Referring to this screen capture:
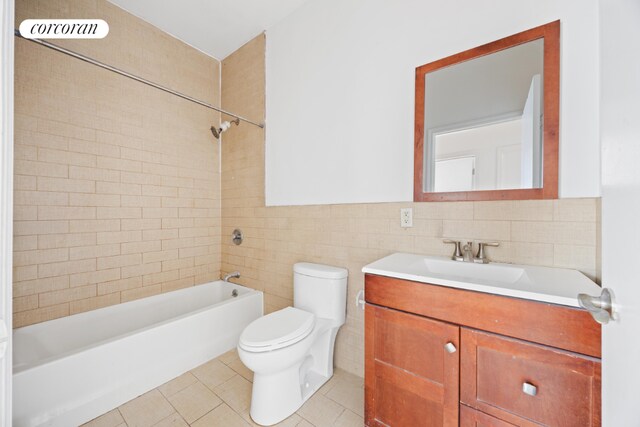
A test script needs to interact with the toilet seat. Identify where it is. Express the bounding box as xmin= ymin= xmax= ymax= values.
xmin=239 ymin=307 xmax=315 ymax=353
